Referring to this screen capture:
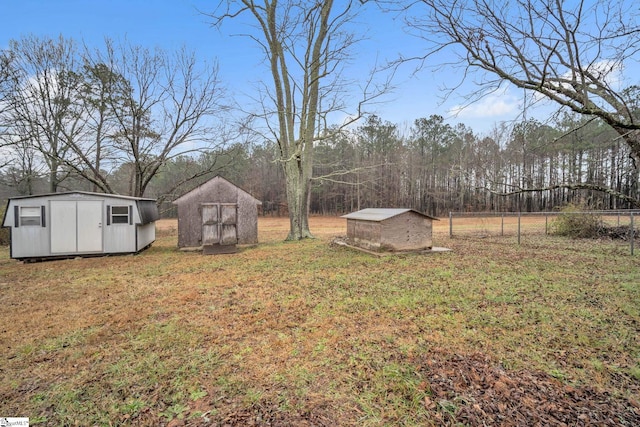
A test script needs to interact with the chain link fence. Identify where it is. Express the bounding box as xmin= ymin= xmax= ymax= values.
xmin=448 ymin=210 xmax=639 ymax=255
